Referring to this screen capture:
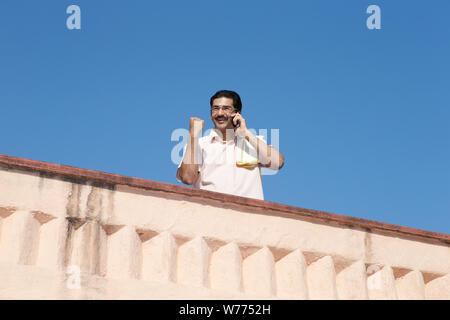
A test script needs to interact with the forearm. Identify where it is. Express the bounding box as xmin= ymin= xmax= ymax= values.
xmin=178 ymin=135 xmax=200 ymax=185
xmin=244 ymin=130 xmax=284 ymax=170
